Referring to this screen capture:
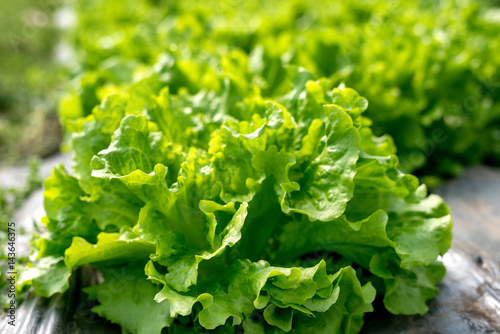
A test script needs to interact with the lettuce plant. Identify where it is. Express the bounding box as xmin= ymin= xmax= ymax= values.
xmin=19 ymin=69 xmax=452 ymax=333
xmin=61 ymin=0 xmax=500 ymax=186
